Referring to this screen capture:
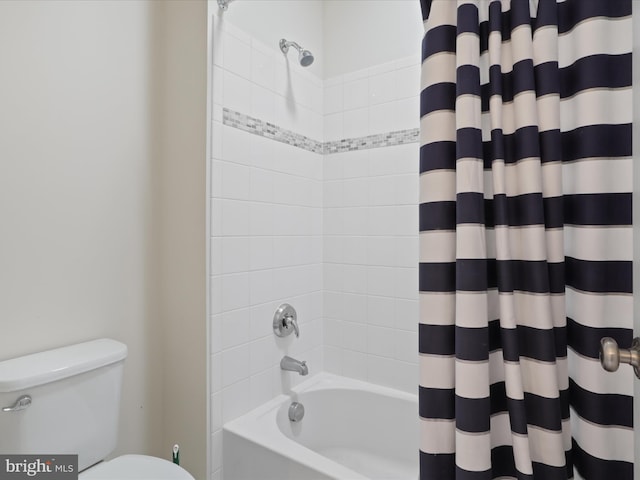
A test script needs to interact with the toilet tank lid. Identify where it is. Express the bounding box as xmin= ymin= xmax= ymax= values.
xmin=0 ymin=339 xmax=127 ymax=393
